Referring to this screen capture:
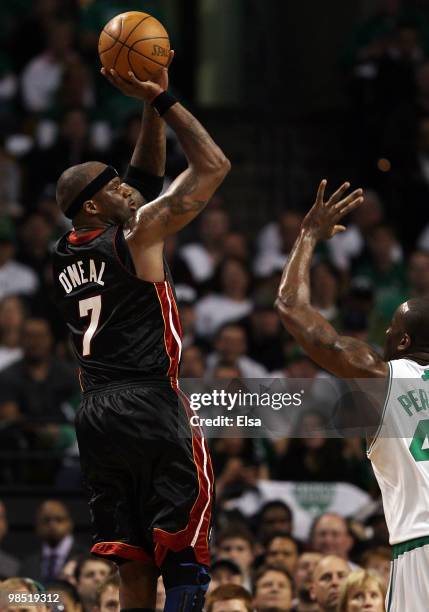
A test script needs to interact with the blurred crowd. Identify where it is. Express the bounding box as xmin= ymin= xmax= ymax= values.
xmin=342 ymin=0 xmax=429 ymax=247
xmin=0 ymin=498 xmax=390 ymax=611
xmin=2 ymin=1 xmax=429 ymax=610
